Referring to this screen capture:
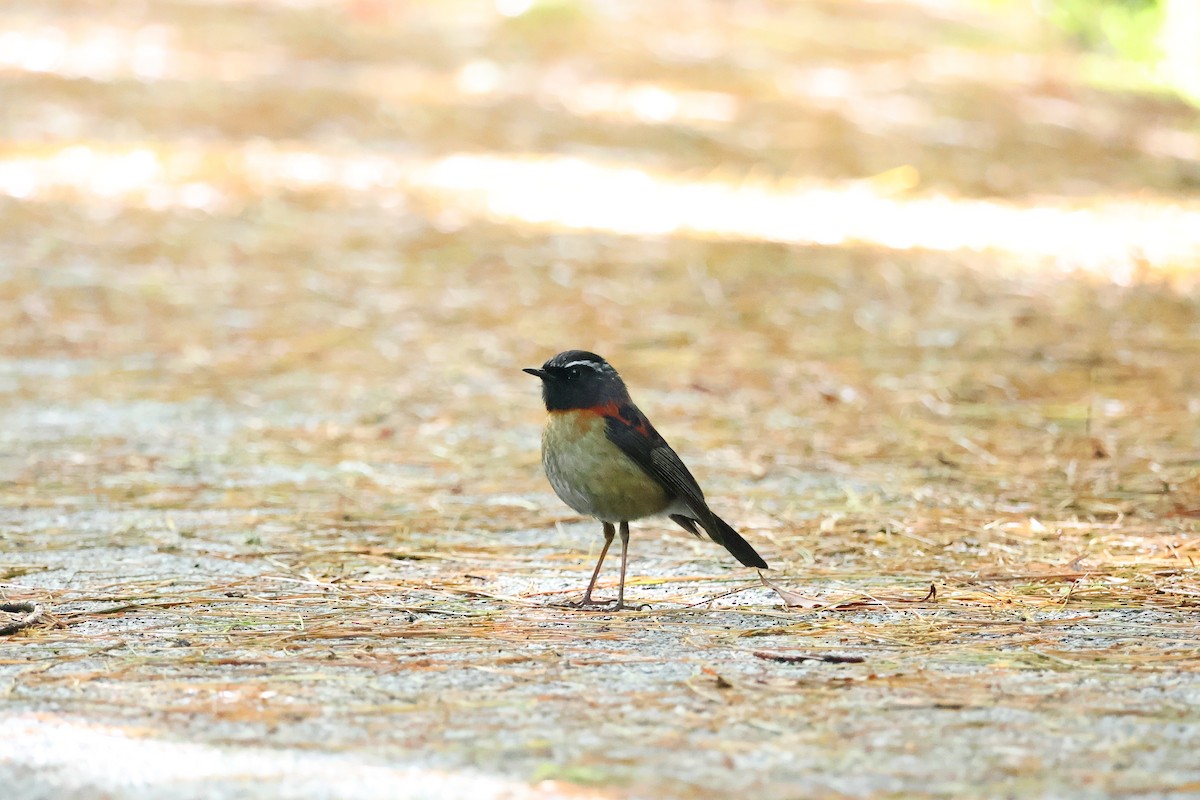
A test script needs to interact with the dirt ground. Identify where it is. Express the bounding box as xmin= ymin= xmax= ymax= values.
xmin=2 ymin=0 xmax=1200 ymax=797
